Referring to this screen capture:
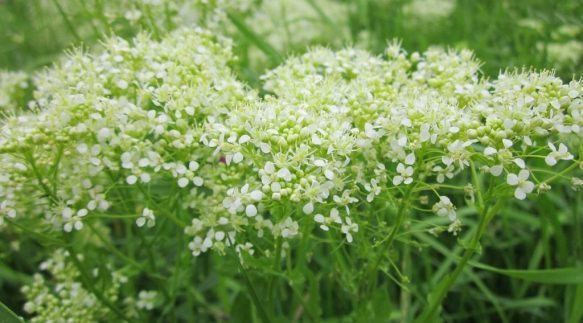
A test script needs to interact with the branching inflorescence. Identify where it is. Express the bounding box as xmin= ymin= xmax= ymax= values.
xmin=0 ymin=25 xmax=582 ymax=321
